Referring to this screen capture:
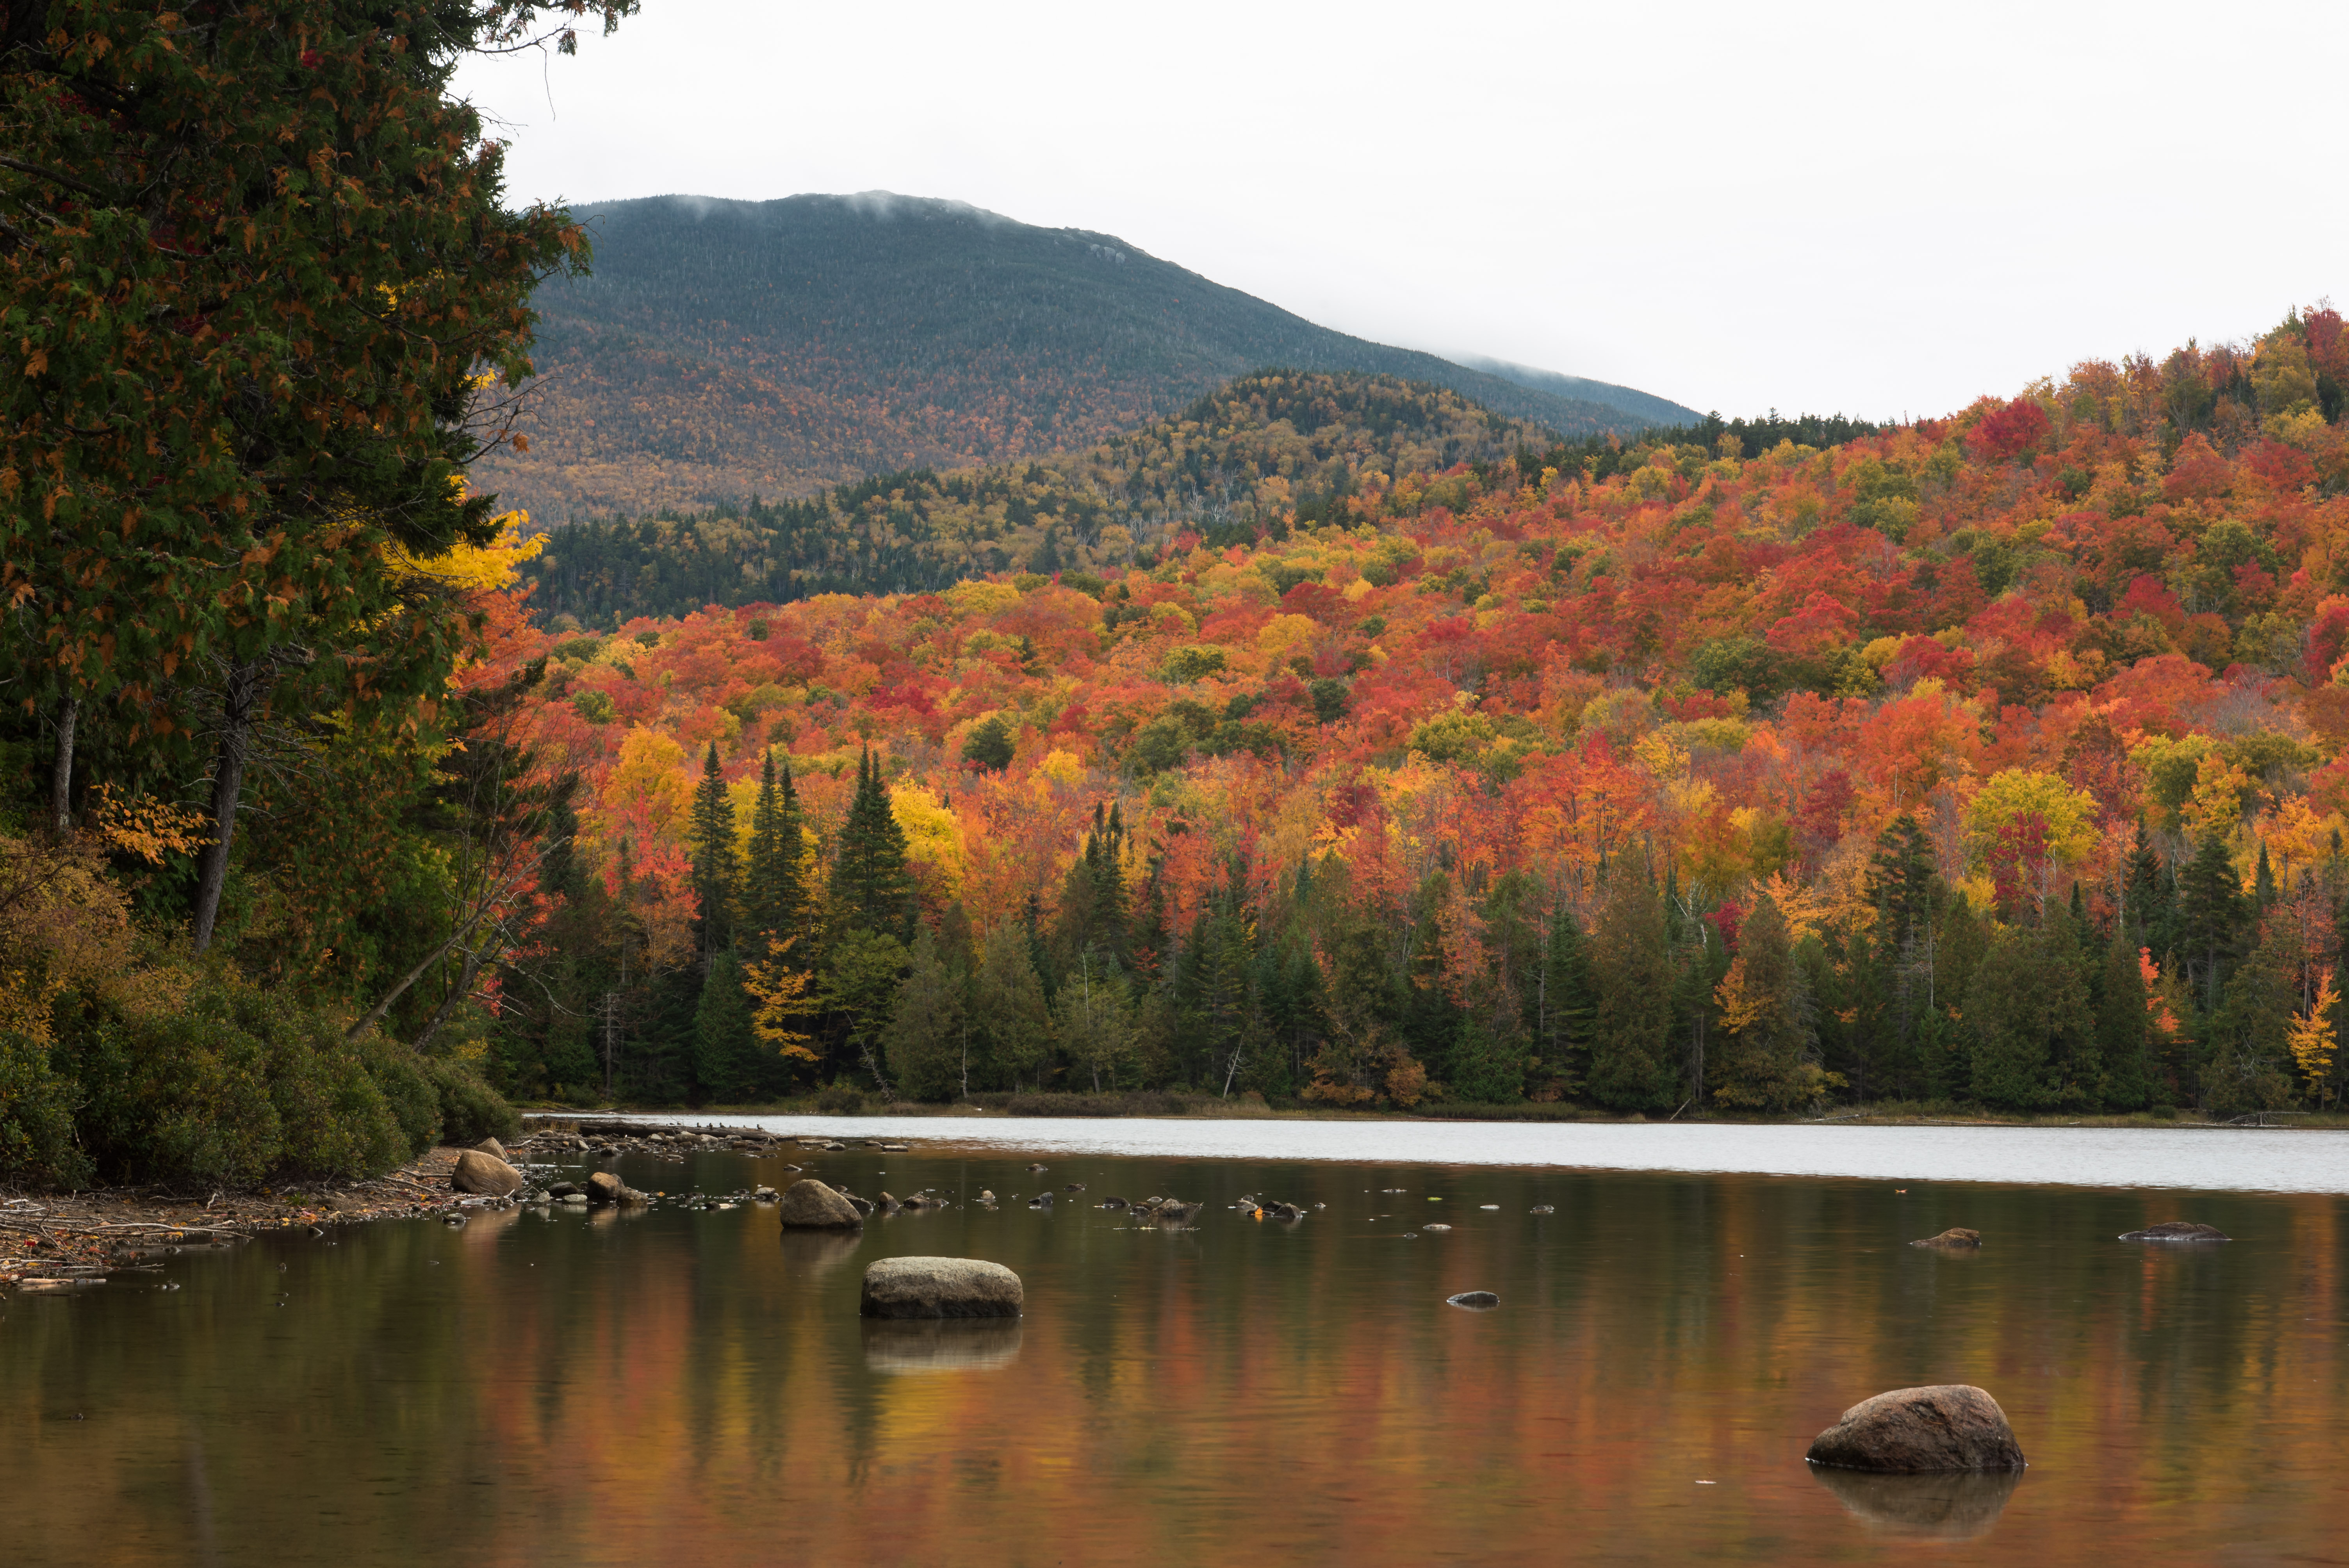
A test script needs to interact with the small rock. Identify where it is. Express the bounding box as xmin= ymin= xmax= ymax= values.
xmin=1805 ymin=1385 xmax=2026 ymax=1474
xmin=1064 ymin=1182 xmax=1085 ymax=1193
xmin=1153 ymin=1200 xmax=1199 ymax=1223
xmin=1027 ymin=1163 xmax=1049 ymax=1172
xmin=2119 ymin=1221 xmax=2231 ymax=1242
xmin=977 ymin=1189 xmax=998 ymax=1205
xmin=1911 ymin=1228 xmax=1982 ymax=1248
xmin=1101 ymin=1197 xmax=1128 ymax=1209
xmin=560 ymin=1194 xmax=589 ymax=1206
xmin=1530 ymin=1205 xmax=1556 ymax=1215
xmin=1447 ymin=1290 xmax=1499 ymax=1310
xmin=1422 ymin=1223 xmax=1452 ymax=1232
xmin=777 ymin=1178 xmax=866 ymax=1230
xmin=548 ymin=1182 xmax=581 ymax=1199
xmin=1264 ymin=1202 xmax=1304 ymax=1221
xmin=877 ymin=1192 xmax=902 ymax=1213
xmin=880 ymin=1144 xmax=909 ymax=1151
xmin=859 ymin=1256 xmax=1023 ymax=1320
xmin=585 ymin=1171 xmax=624 ymax=1205
xmin=1028 ymin=1192 xmax=1054 ymax=1209
xmin=474 ymin=1137 xmax=509 ymax=1163
xmin=451 ymin=1149 xmax=525 ymax=1197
